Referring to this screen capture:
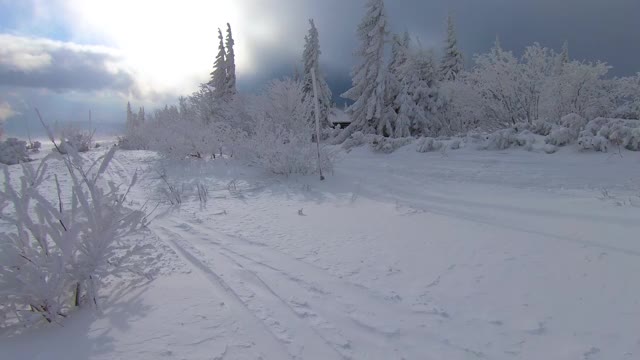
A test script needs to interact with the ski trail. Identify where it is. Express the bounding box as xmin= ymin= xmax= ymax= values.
xmin=155 ymin=226 xmax=293 ymax=360
xmin=340 ymin=165 xmax=640 ymax=257
xmin=156 ymin=225 xmax=346 ymax=360
xmin=164 ymin=218 xmax=488 ymax=359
